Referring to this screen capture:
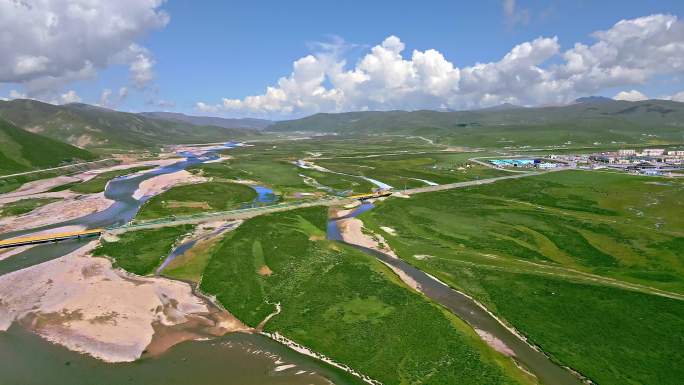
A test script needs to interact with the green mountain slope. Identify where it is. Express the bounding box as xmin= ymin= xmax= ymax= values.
xmin=0 ymin=100 xmax=255 ymax=151
xmin=0 ymin=118 xmax=95 ymax=174
xmin=270 ymin=100 xmax=684 ymax=147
